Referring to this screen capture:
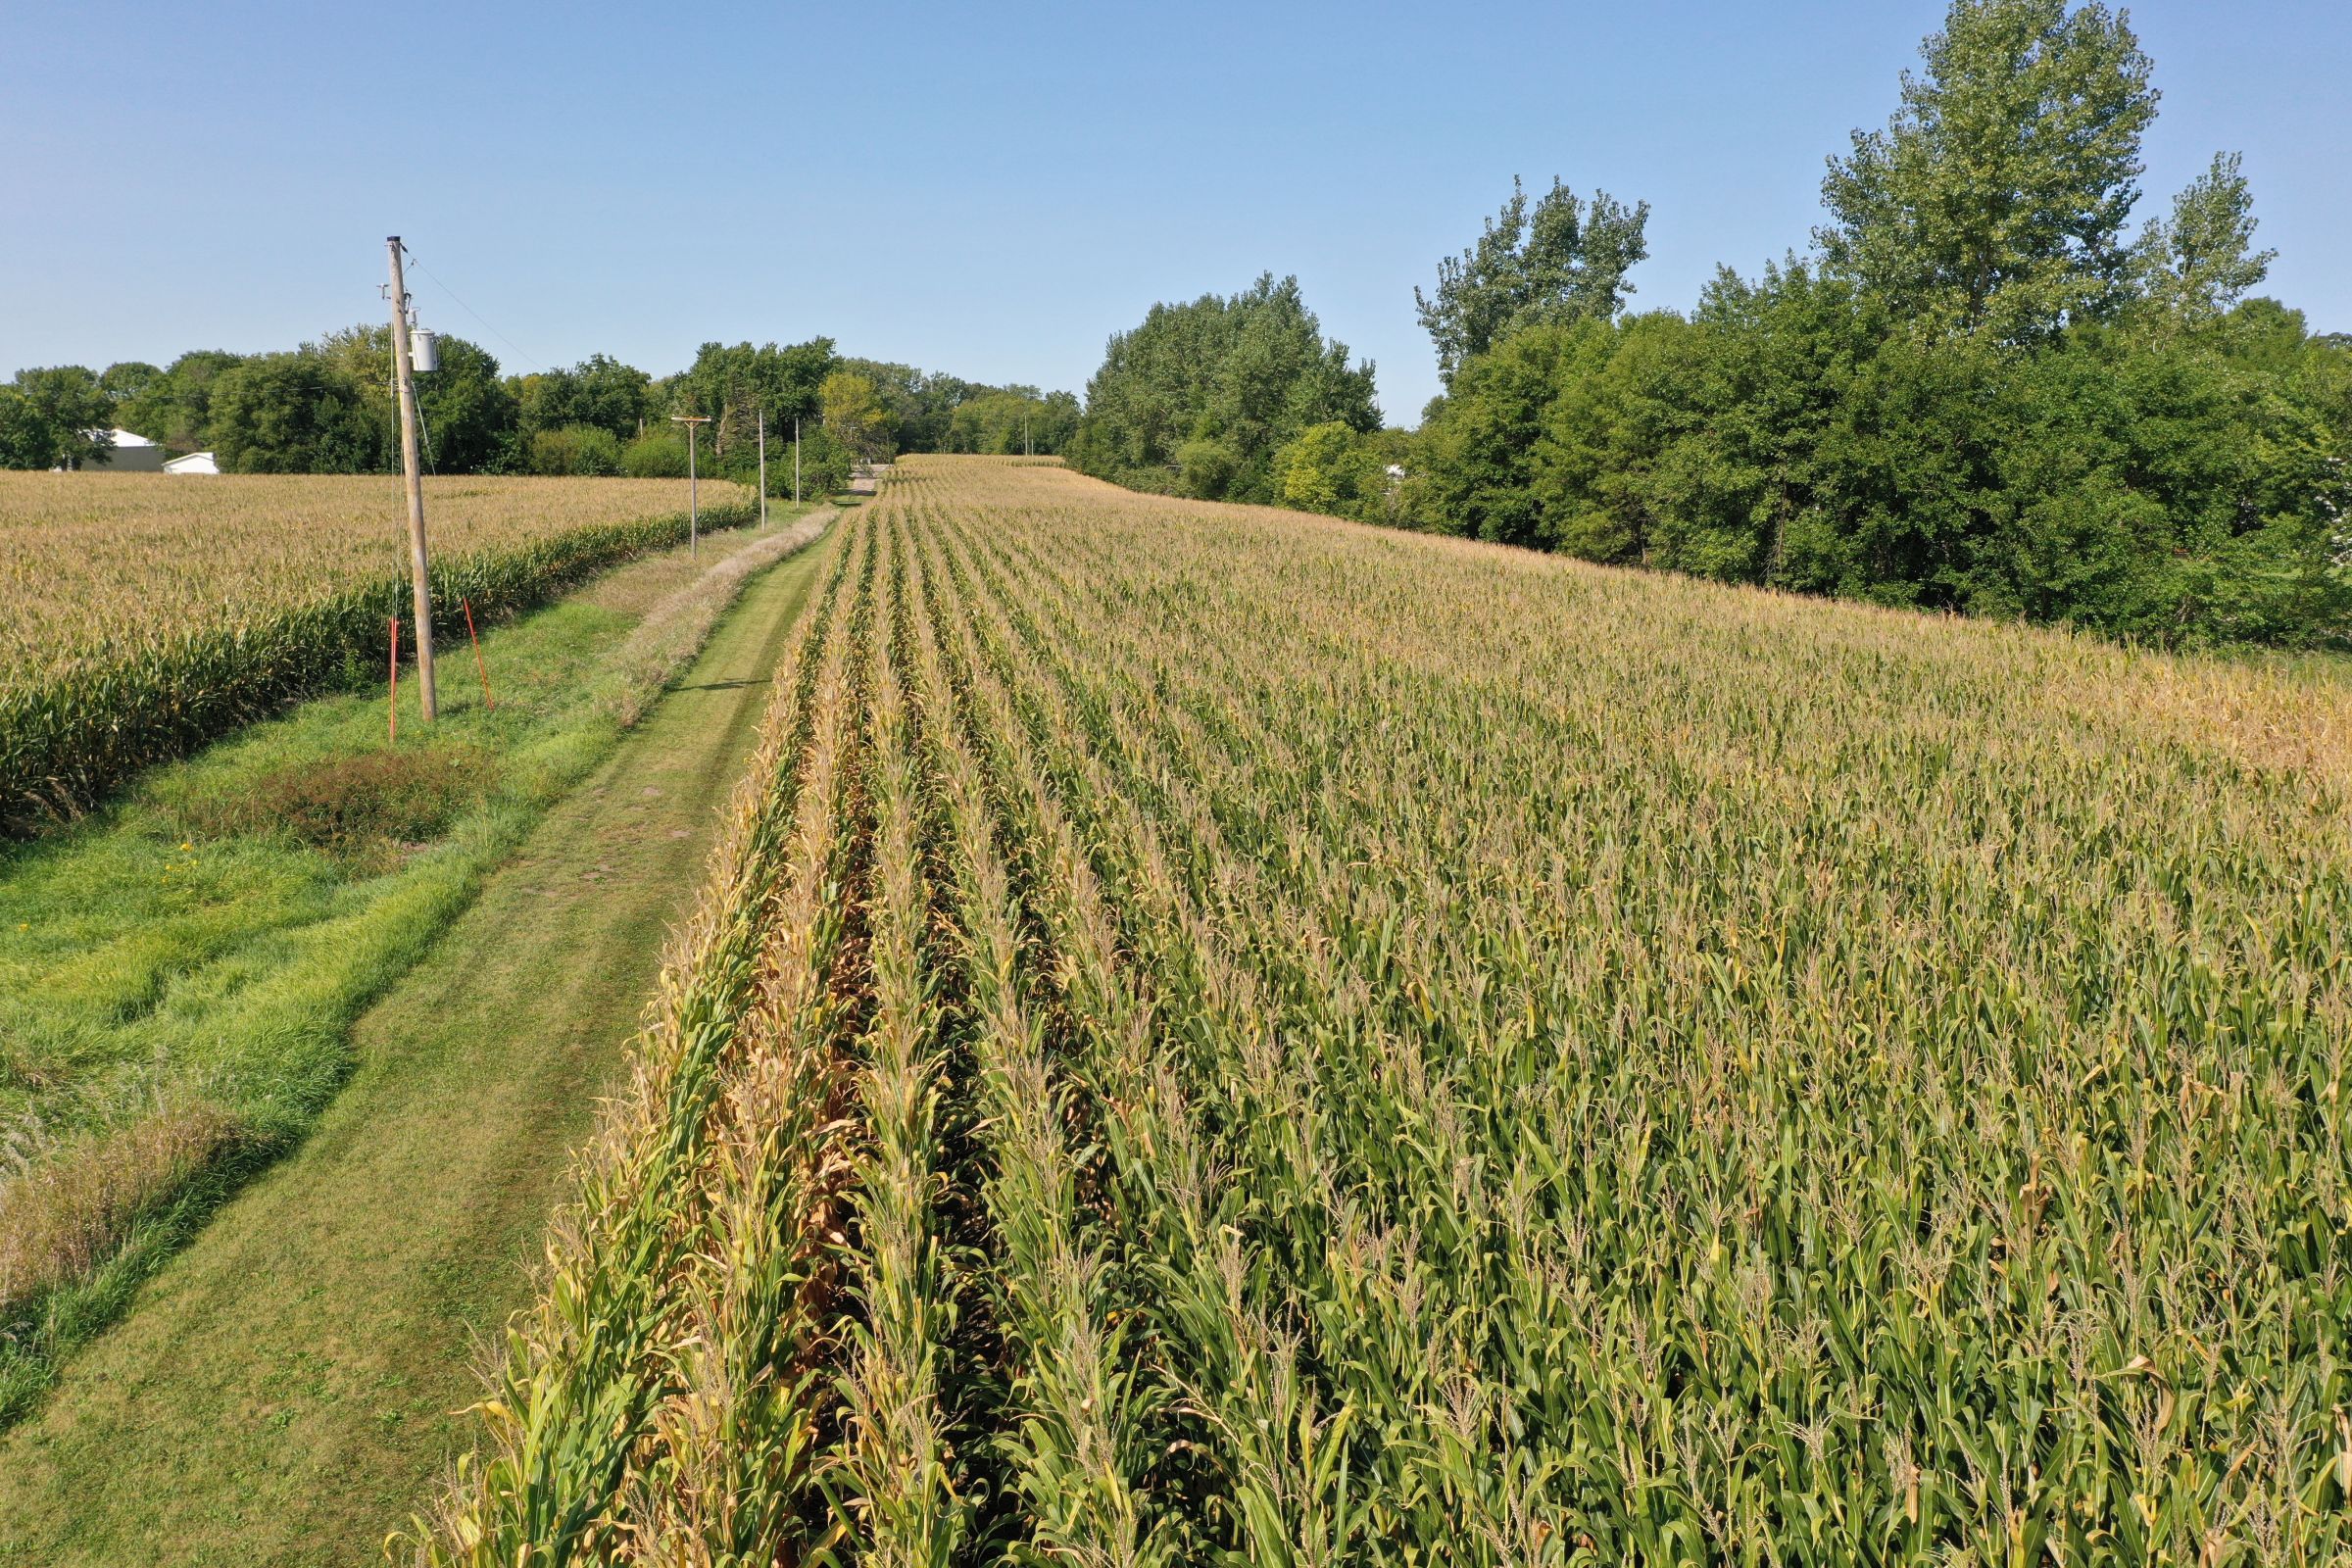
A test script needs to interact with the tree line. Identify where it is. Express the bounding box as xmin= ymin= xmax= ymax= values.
xmin=1065 ymin=272 xmax=1382 ymax=506
xmin=1071 ymin=0 xmax=2351 ymax=649
xmin=833 ymin=359 xmax=1080 ymax=458
xmin=1 ymin=335 xmax=1078 ymax=497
